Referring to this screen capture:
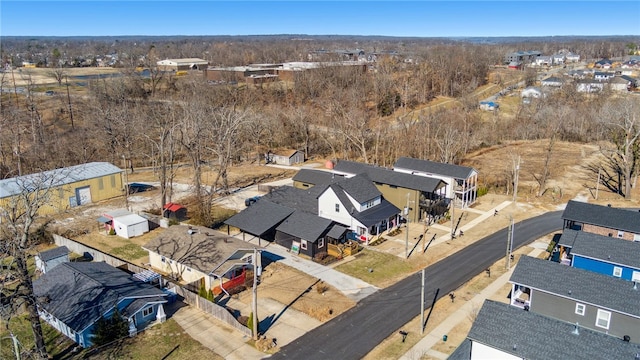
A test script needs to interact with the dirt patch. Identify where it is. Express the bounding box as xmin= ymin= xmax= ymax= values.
xmin=234 ymin=262 xmax=355 ymax=322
